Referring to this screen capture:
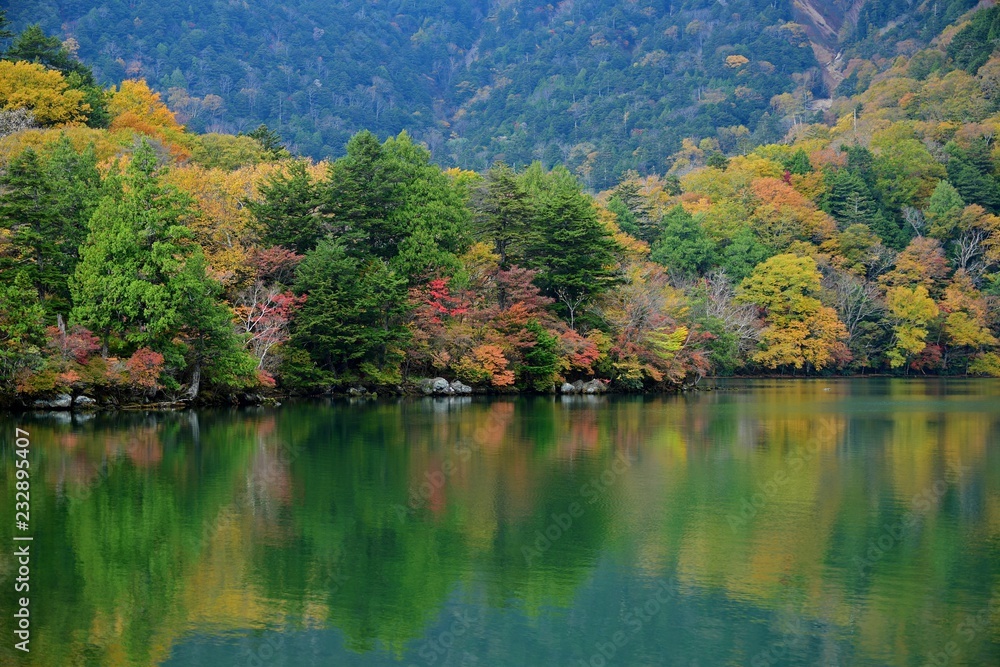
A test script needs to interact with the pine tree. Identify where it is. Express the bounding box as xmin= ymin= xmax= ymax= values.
xmin=650 ymin=205 xmax=718 ymax=277
xmin=824 ymin=169 xmax=907 ymax=248
xmin=250 ymin=160 xmax=324 ymax=254
xmin=609 ymin=176 xmax=658 ymax=243
xmin=244 ymin=124 xmax=290 ymax=160
xmin=323 ymin=130 xmax=405 ymax=258
xmin=472 ymin=162 xmax=536 ymax=269
xmin=323 ymin=131 xmax=469 ymax=279
xmin=0 ymin=148 xmax=62 ymax=314
xmin=946 ymin=144 xmax=1000 ymax=213
xmin=783 ymin=149 xmax=812 ymax=175
xmin=520 ymin=320 xmax=560 ymax=391
xmin=71 ymin=141 xmax=252 ymax=393
xmin=291 ymin=238 xmax=409 ymax=382
xmin=0 ymin=271 xmax=46 ymax=387
xmin=521 ymin=164 xmax=618 ymax=328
